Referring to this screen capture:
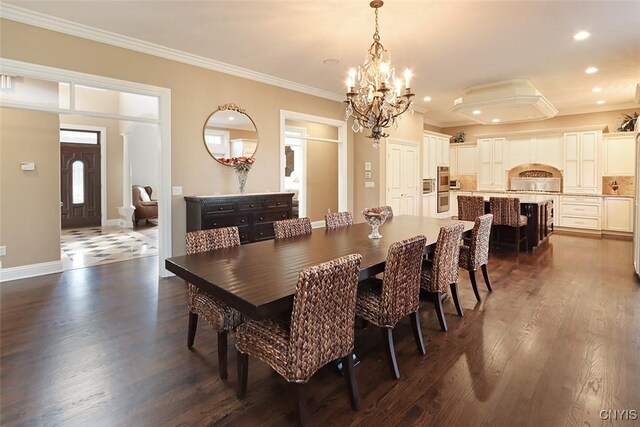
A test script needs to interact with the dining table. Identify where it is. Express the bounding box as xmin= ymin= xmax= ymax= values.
xmin=165 ymin=215 xmax=474 ymax=320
